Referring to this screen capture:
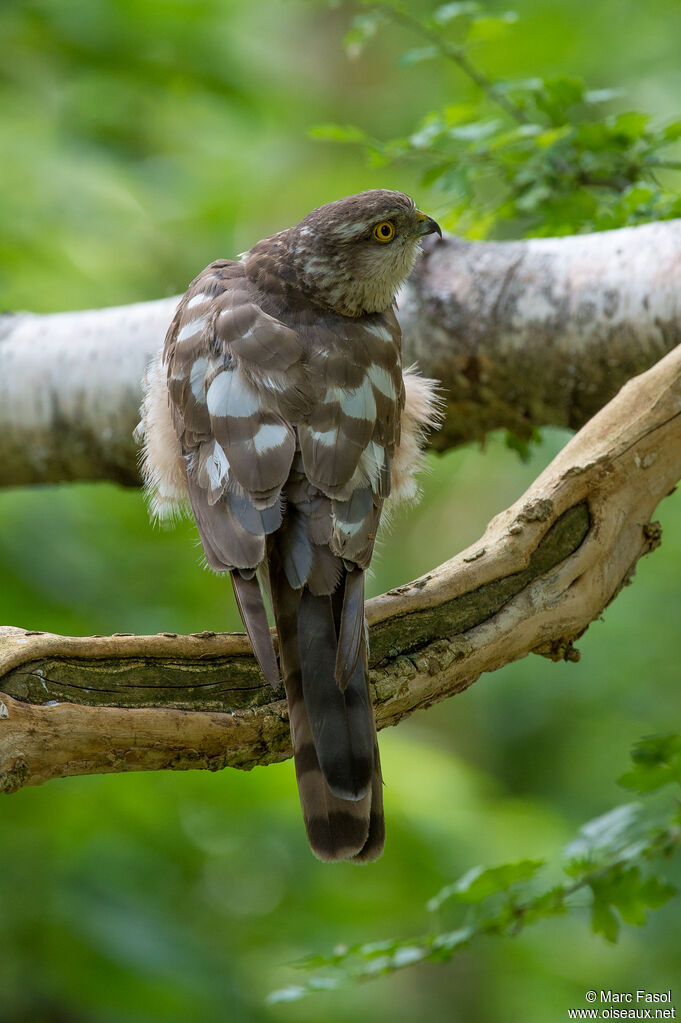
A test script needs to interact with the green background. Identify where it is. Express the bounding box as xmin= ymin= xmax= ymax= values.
xmin=1 ymin=1 xmax=679 ymax=1021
